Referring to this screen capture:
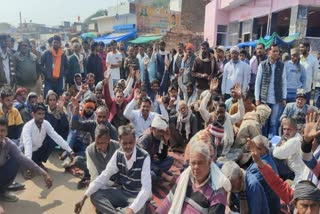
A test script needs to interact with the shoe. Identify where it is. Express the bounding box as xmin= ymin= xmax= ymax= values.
xmin=77 ymin=178 xmax=89 ymax=189
xmin=0 ymin=191 xmax=19 ymax=202
xmin=7 ymin=182 xmax=25 ymax=191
